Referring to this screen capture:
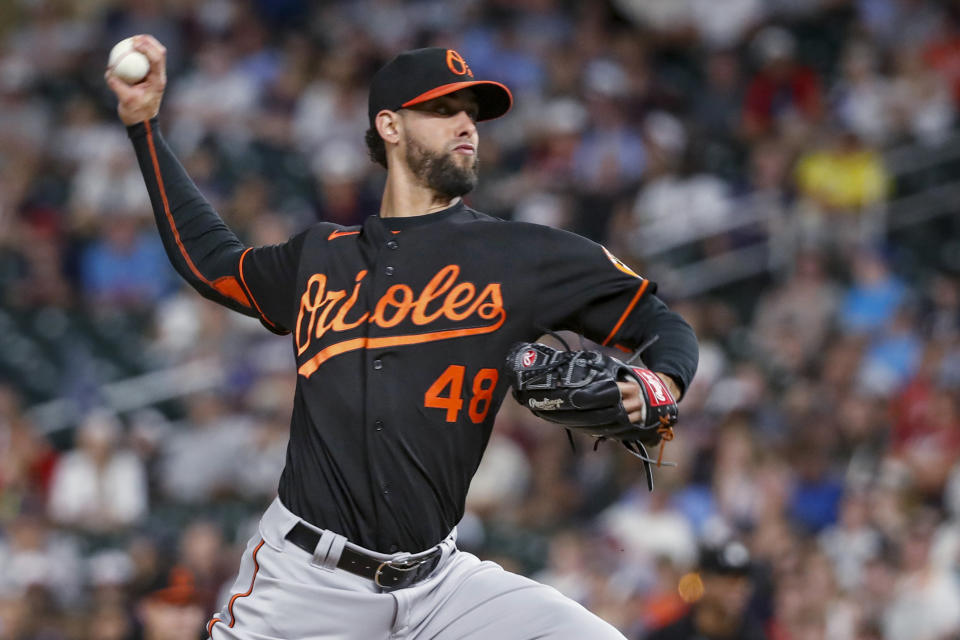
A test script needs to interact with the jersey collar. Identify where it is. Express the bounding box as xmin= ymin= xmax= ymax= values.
xmin=376 ymin=199 xmax=466 ymax=231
